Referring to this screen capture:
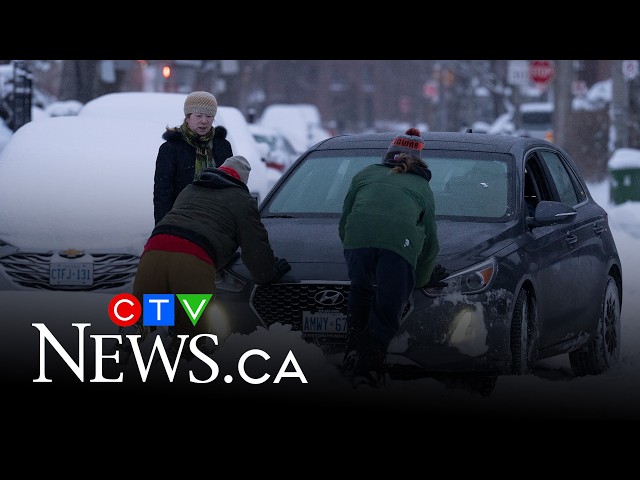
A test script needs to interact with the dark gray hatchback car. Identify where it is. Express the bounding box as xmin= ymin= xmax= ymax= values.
xmin=214 ymin=131 xmax=623 ymax=384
